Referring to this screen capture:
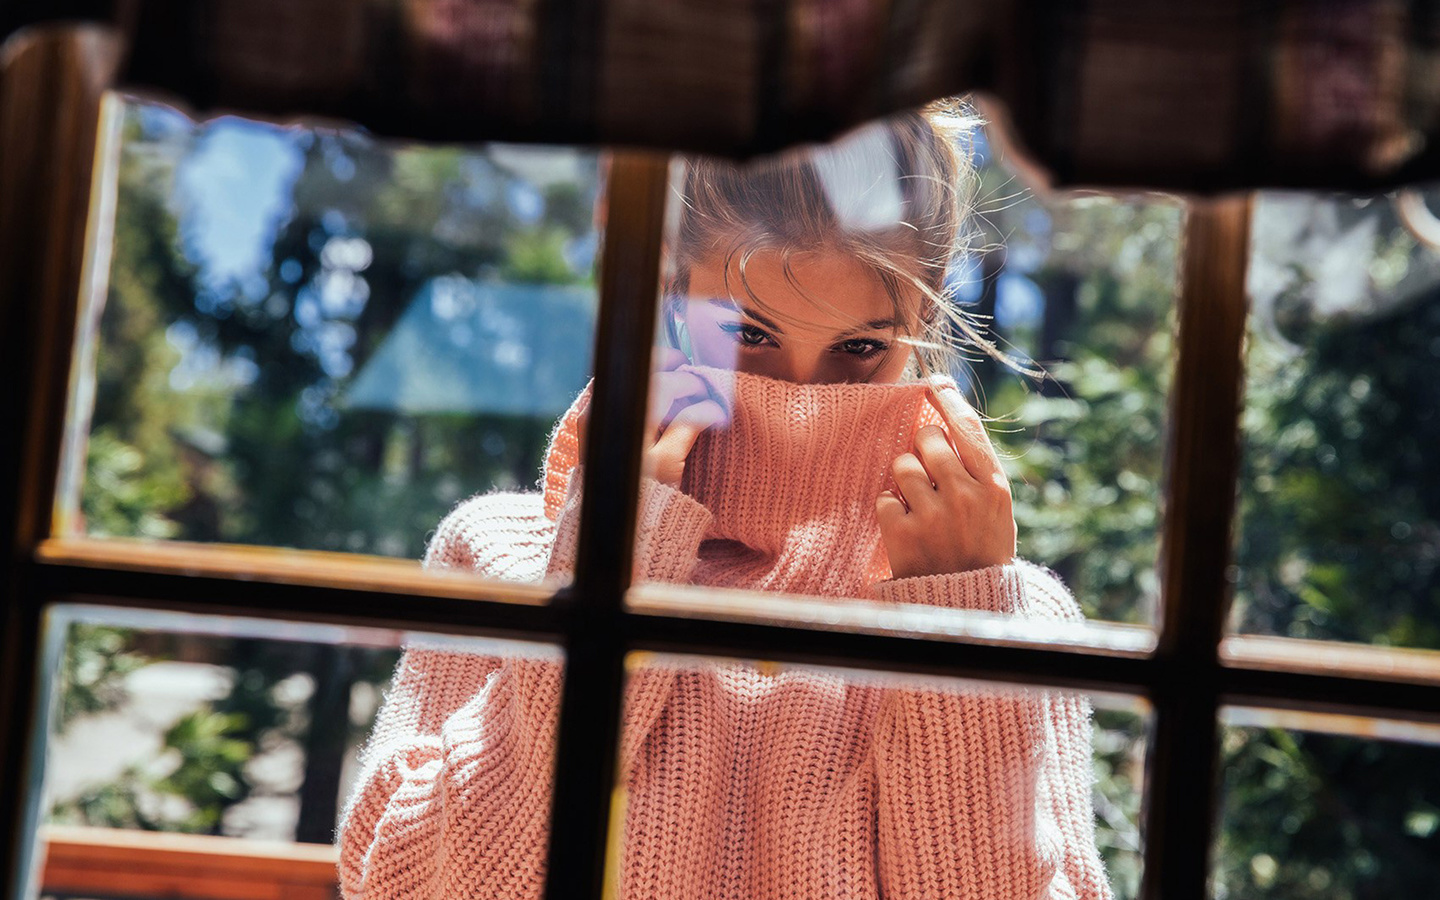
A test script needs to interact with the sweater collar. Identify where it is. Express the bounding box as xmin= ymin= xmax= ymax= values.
xmin=542 ymin=368 xmax=948 ymax=593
